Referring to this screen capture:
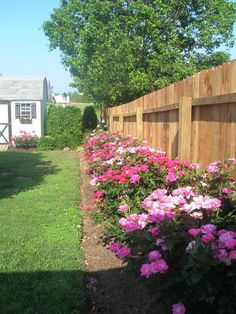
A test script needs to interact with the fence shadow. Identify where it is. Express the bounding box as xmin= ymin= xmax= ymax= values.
xmin=0 ymin=151 xmax=58 ymax=199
